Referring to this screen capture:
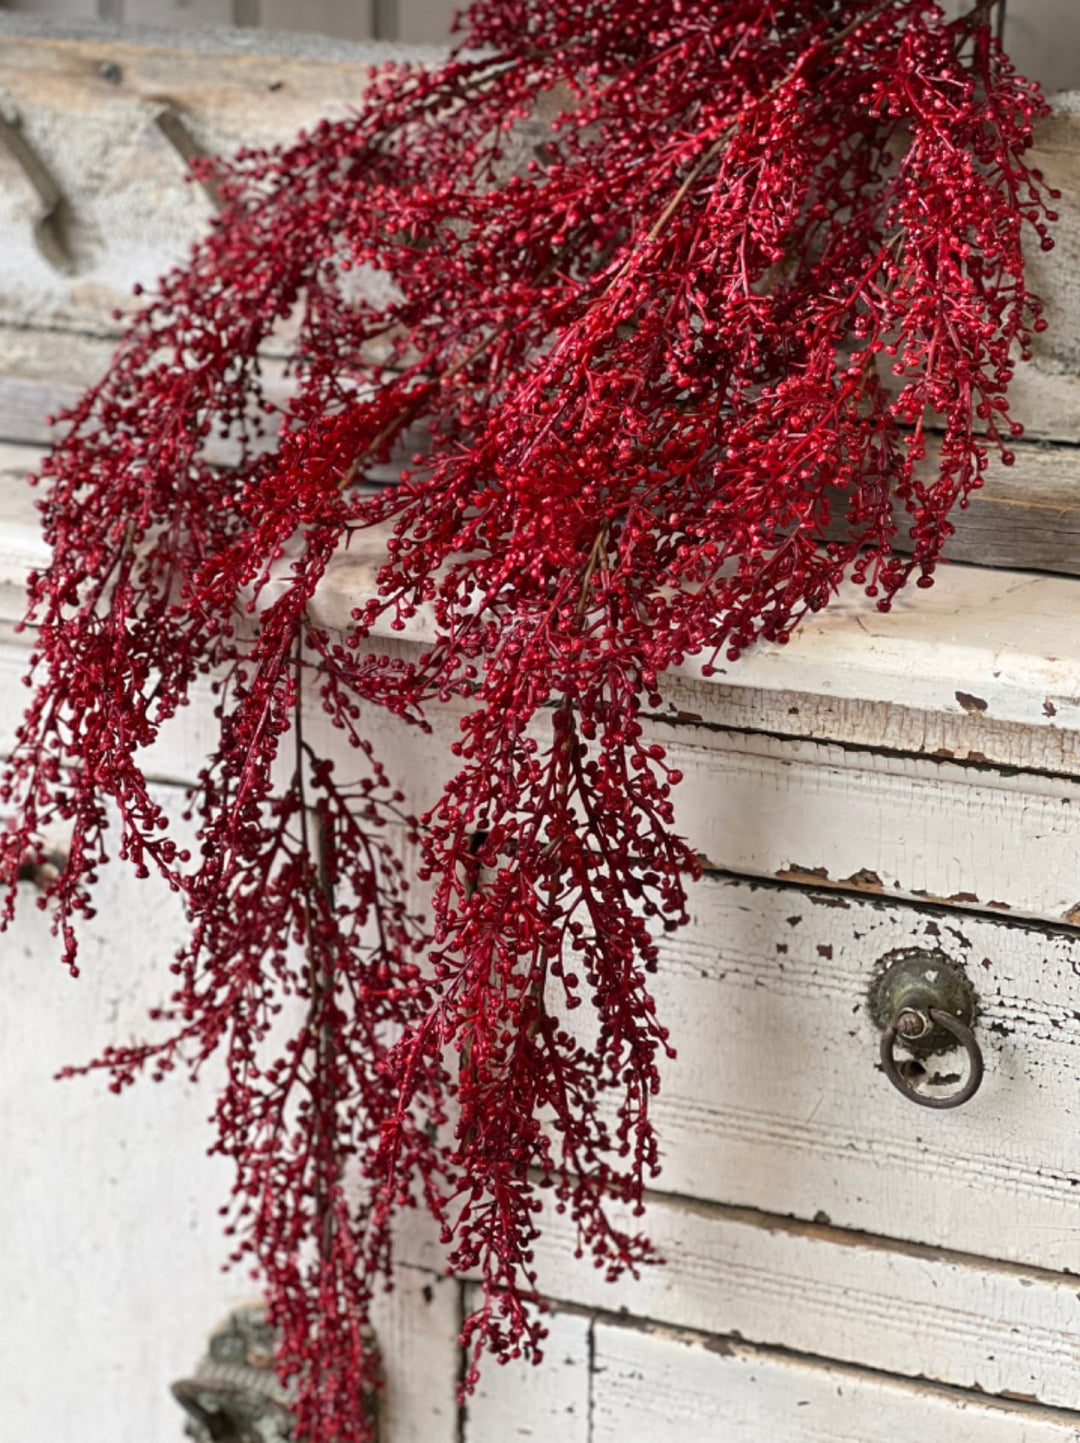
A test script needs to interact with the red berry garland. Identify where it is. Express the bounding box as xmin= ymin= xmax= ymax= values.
xmin=0 ymin=2 xmax=1055 ymax=1438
